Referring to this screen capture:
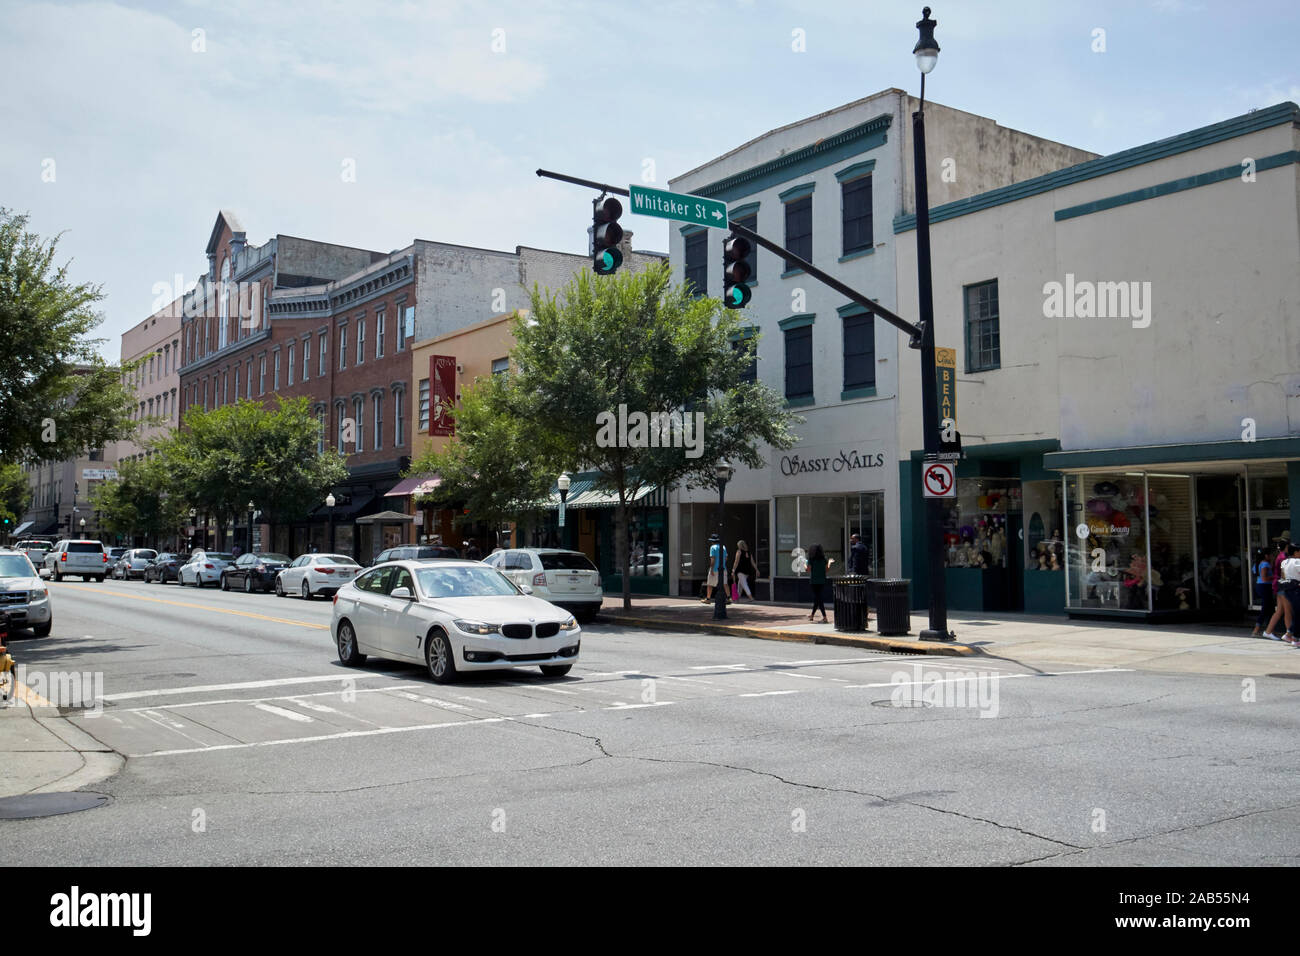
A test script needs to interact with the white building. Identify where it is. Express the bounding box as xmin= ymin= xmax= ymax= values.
xmin=664 ymin=89 xmax=1097 ymax=601
xmin=892 ymin=100 xmax=1300 ymax=621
